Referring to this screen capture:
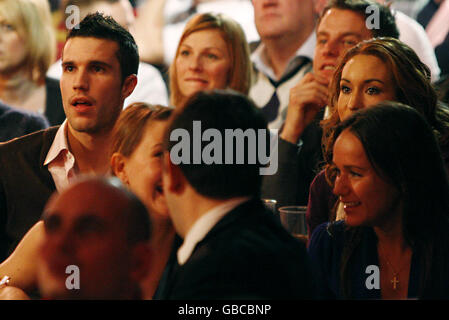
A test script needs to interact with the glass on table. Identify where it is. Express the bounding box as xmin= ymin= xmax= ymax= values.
xmin=278 ymin=206 xmax=308 ymax=243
